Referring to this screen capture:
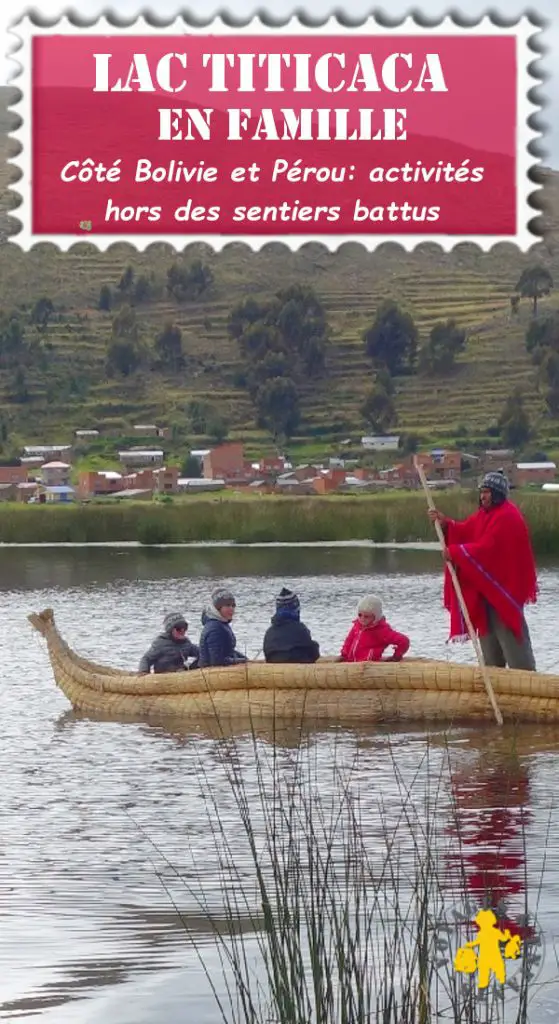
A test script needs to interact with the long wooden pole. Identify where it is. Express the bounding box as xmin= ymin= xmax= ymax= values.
xmin=413 ymin=456 xmax=503 ymax=727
